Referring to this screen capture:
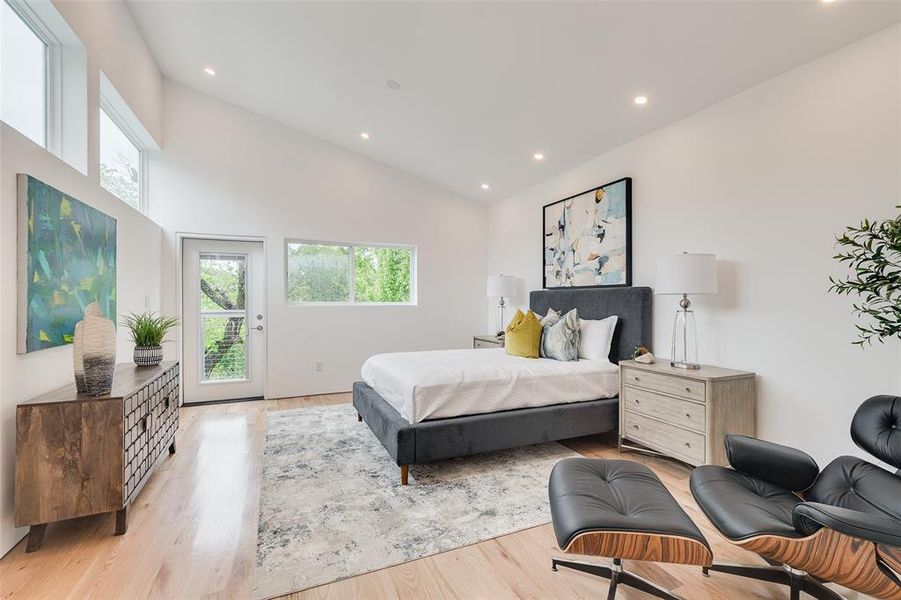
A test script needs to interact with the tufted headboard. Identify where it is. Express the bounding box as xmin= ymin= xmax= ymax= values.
xmin=530 ymin=287 xmax=653 ymax=363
